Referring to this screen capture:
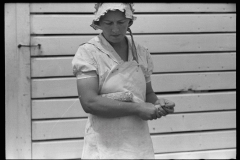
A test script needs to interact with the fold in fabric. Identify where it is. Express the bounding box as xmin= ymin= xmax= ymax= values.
xmin=101 ymin=91 xmax=133 ymax=102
